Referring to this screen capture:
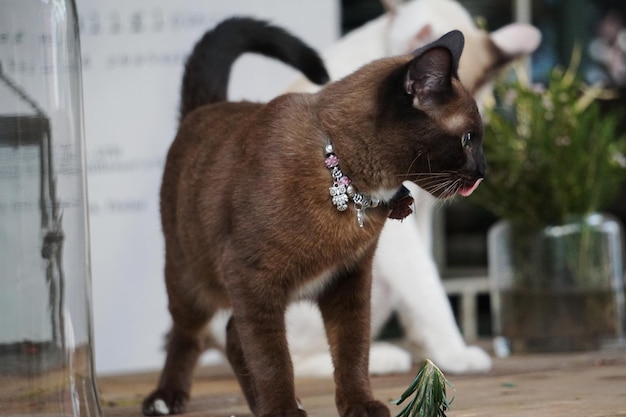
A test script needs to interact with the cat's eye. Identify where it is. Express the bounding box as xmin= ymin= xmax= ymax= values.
xmin=461 ymin=132 xmax=472 ymax=147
